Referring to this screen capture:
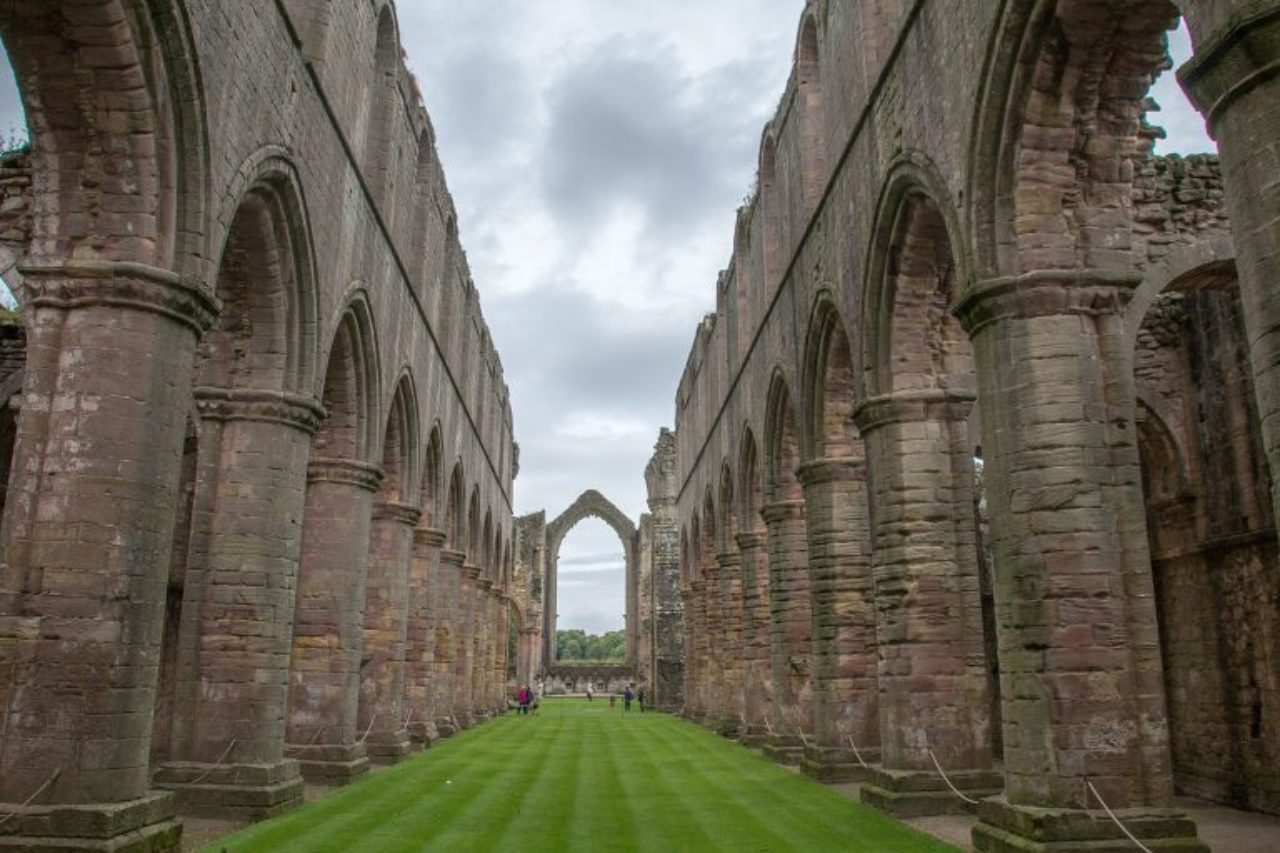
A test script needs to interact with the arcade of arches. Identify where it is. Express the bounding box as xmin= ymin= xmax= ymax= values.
xmin=675 ymin=0 xmax=1280 ymax=851
xmin=0 ymin=1 xmax=1277 ymax=852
